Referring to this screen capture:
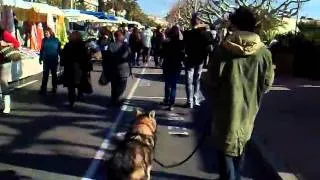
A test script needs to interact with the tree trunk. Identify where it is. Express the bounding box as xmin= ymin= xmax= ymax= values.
xmin=61 ymin=0 xmax=70 ymax=9
xmin=98 ymin=0 xmax=105 ymax=12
